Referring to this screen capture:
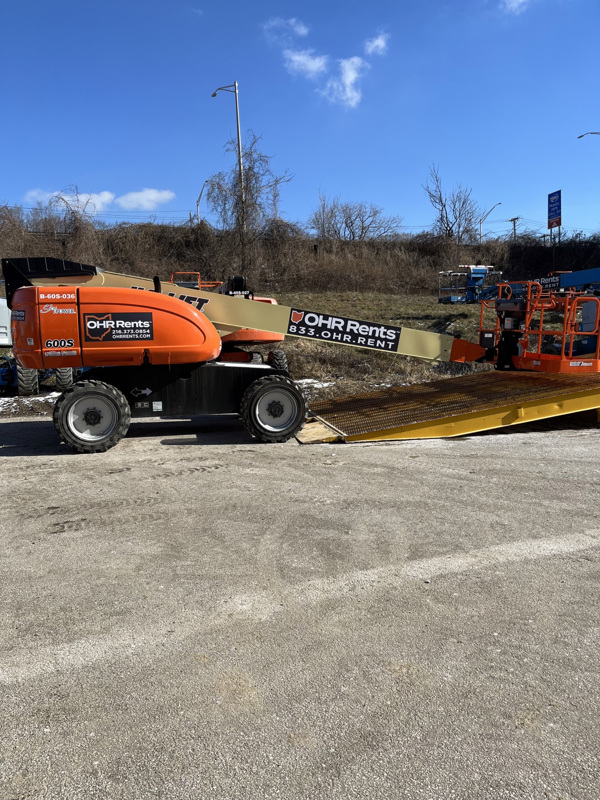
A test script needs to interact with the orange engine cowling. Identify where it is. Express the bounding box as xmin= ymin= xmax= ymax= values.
xmin=11 ymin=286 xmax=222 ymax=369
